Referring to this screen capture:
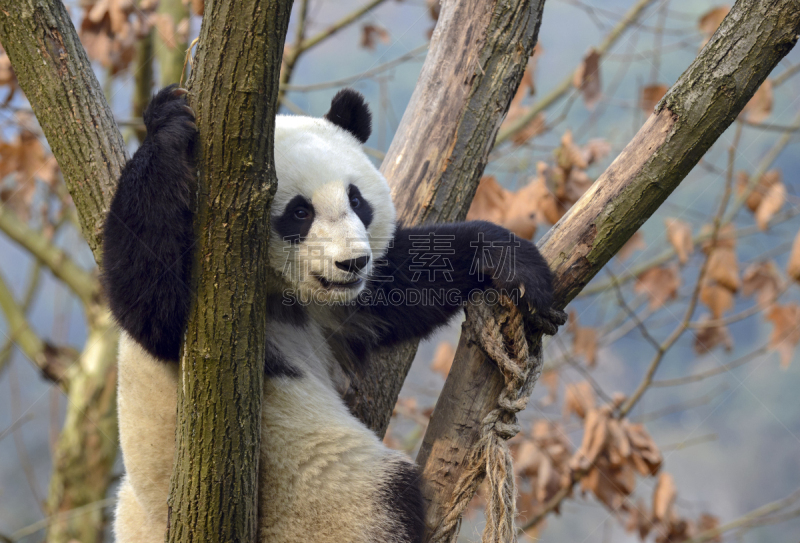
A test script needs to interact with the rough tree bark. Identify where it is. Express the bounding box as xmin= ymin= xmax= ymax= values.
xmin=415 ymin=0 xmax=800 ymax=538
xmin=165 ymin=1 xmax=291 ymax=542
xmin=344 ymin=0 xmax=547 ymax=436
xmin=0 ymin=0 xmax=127 ymax=261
